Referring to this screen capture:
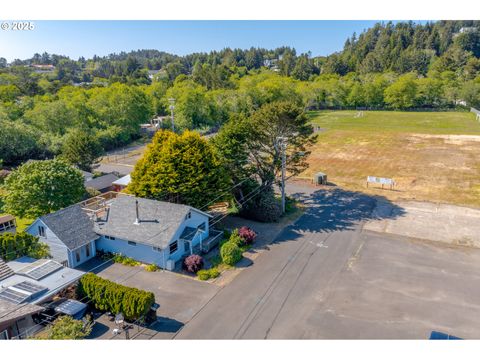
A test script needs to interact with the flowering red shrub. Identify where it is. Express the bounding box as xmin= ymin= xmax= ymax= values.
xmin=183 ymin=254 xmax=204 ymax=273
xmin=238 ymin=226 xmax=257 ymax=245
